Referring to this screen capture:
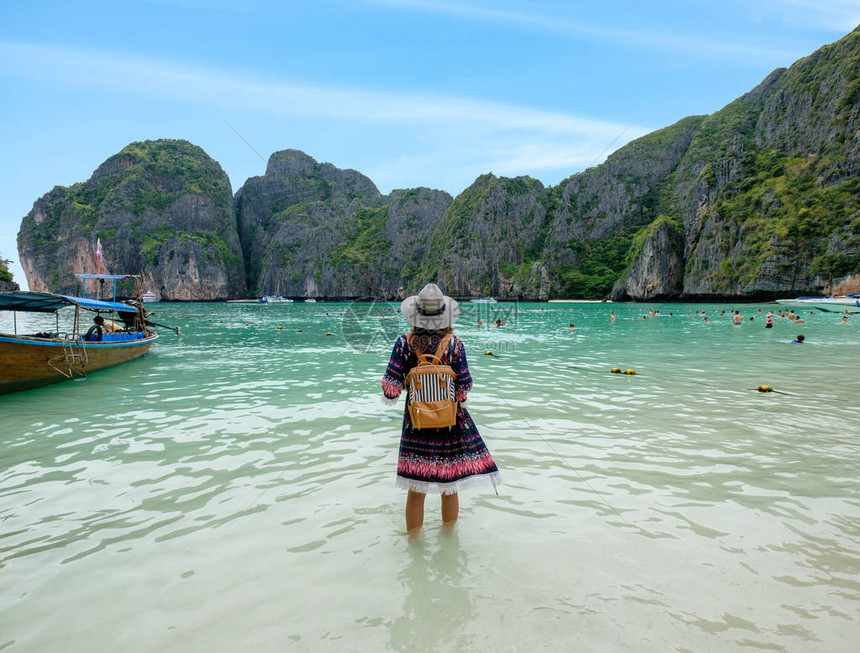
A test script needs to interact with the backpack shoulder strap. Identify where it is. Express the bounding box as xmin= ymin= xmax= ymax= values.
xmin=431 ymin=332 xmax=454 ymax=364
xmin=406 ymin=333 xmax=429 ymax=367
xmin=406 ymin=332 xmax=454 ymax=367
